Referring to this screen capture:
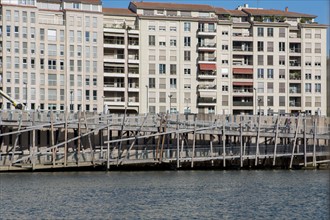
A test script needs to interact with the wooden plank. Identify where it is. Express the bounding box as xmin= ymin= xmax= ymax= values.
xmin=191 ymin=114 xmax=197 ymax=168
xmin=272 ymin=116 xmax=280 ymax=166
